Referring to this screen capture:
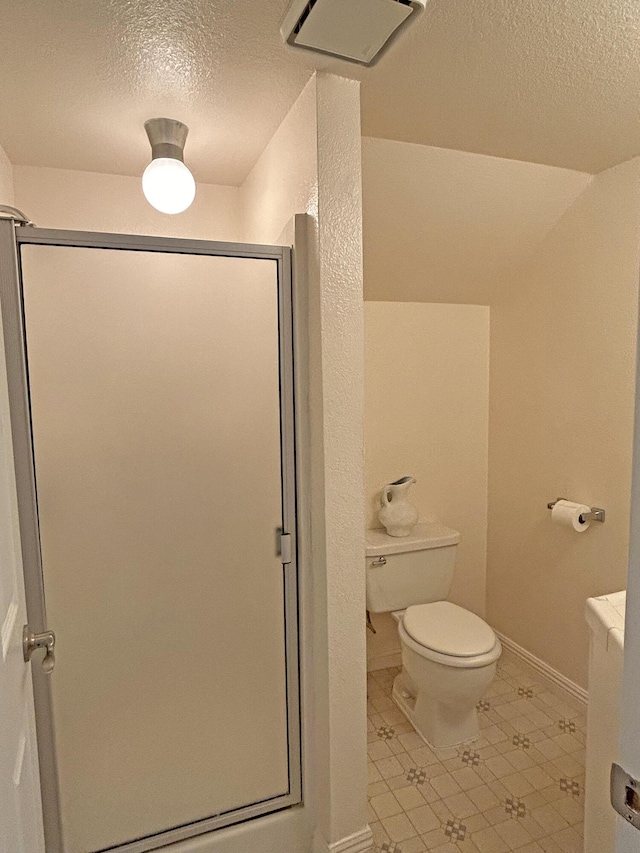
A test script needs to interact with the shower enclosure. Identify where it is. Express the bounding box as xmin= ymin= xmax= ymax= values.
xmin=0 ymin=221 xmax=300 ymax=853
